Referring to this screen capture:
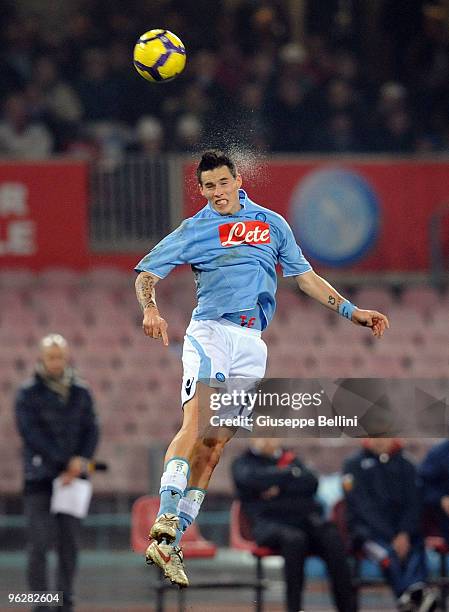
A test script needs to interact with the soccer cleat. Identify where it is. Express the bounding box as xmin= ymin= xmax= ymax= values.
xmin=145 ymin=541 xmax=189 ymax=587
xmin=149 ymin=513 xmax=179 ymax=543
